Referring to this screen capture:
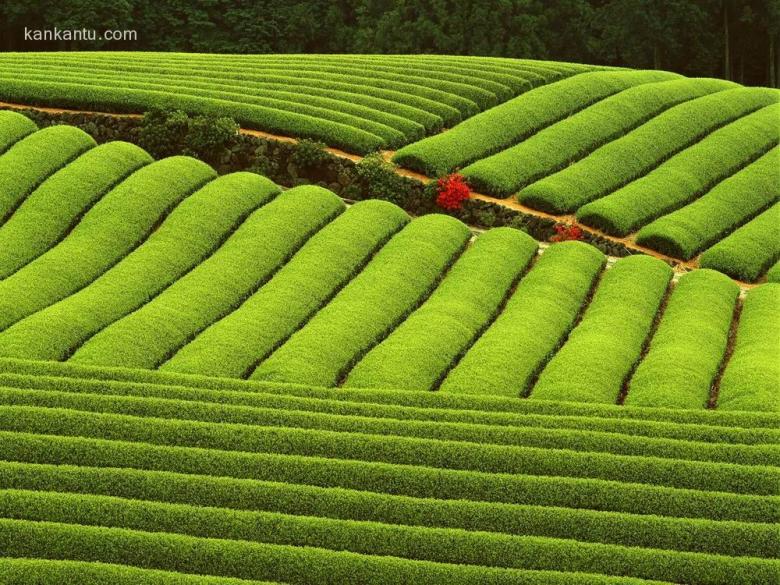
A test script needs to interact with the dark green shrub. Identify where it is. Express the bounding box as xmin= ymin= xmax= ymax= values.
xmin=291 ymin=139 xmax=330 ymax=168
xmin=138 ymin=109 xmax=190 ymax=159
xmin=354 ymin=154 xmax=411 ymax=206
